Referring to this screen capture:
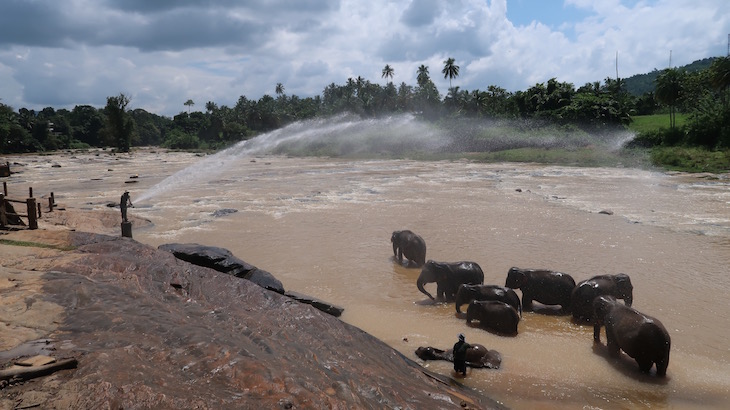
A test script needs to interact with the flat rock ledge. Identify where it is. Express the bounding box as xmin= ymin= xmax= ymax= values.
xmin=158 ymin=242 xmax=344 ymax=317
xmin=0 ymin=230 xmax=502 ymax=409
